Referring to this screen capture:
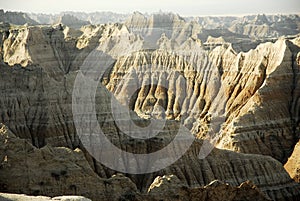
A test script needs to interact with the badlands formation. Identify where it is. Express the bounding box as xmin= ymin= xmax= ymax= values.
xmin=0 ymin=10 xmax=300 ymax=200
